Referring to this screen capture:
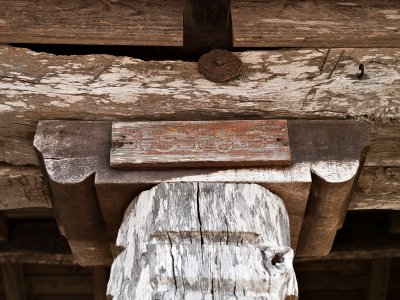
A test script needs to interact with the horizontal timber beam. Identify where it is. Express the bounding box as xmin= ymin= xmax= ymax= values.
xmin=1 ymin=165 xmax=399 ymax=211
xmin=0 ymin=1 xmax=399 ymax=48
xmin=0 ymin=46 xmax=399 ymax=167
